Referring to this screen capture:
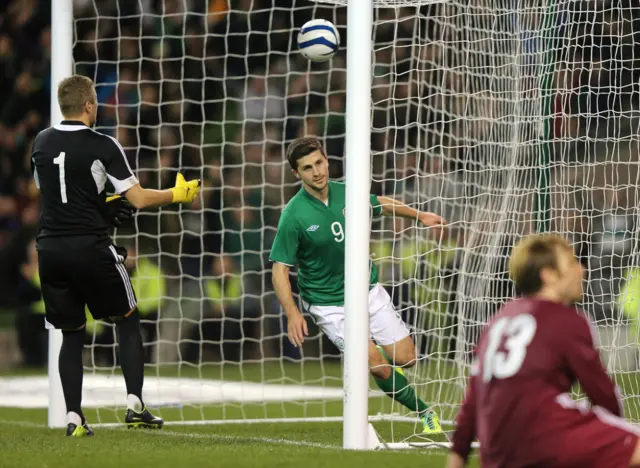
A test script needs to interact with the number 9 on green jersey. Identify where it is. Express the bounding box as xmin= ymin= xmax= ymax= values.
xmin=269 ymin=181 xmax=382 ymax=307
